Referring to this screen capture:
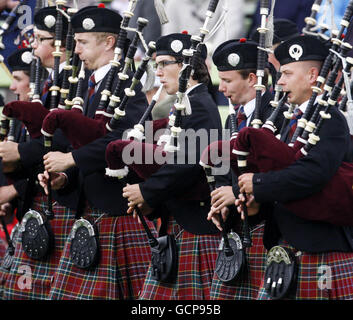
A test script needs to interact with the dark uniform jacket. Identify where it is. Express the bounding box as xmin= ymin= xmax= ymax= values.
xmin=12 ymin=70 xmax=87 ymax=214
xmin=253 ymin=104 xmax=353 ymax=252
xmin=217 ymin=90 xmax=285 ymax=228
xmin=139 ymin=83 xmax=223 ymax=235
xmin=70 ymin=67 xmax=149 ymax=216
